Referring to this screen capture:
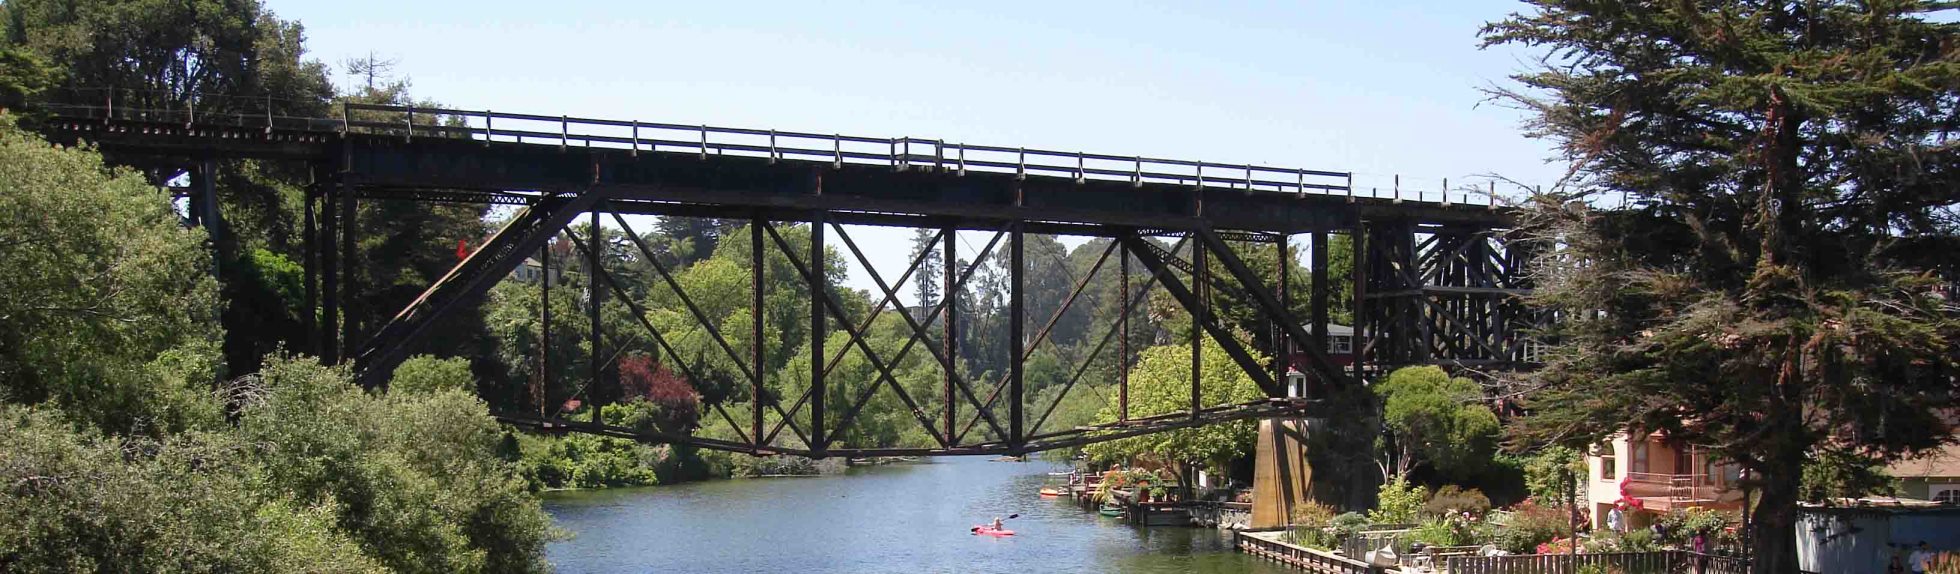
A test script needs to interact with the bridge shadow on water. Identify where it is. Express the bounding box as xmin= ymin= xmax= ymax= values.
xmin=541 ymin=457 xmax=1291 ymax=573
